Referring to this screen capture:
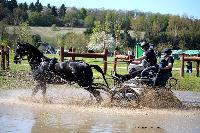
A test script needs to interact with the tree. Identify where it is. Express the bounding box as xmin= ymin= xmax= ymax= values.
xmin=121 ymin=30 xmax=135 ymax=48
xmin=84 ymin=15 xmax=95 ymax=34
xmin=23 ymin=2 xmax=28 ymax=10
xmin=84 ymin=14 xmax=95 ymax=28
xmin=58 ymin=4 xmax=66 ymax=18
xmin=51 ymin=6 xmax=58 ymax=16
xmin=0 ymin=21 xmax=8 ymax=45
xmin=121 ymin=12 xmax=131 ymax=31
xmin=114 ymin=13 xmax=122 ymax=47
xmin=0 ymin=0 xmax=6 ymax=6
xmin=35 ymin=0 xmax=39 ymax=10
xmin=92 ymin=21 xmax=102 ymax=33
xmin=63 ymin=32 xmax=76 ymax=49
xmin=40 ymin=13 xmax=54 ymax=26
xmin=32 ymin=34 xmax=41 ymax=48
xmin=166 ymin=15 xmax=188 ymax=49
xmin=167 ymin=15 xmax=187 ymax=37
xmin=28 ymin=11 xmax=40 ymax=26
xmin=13 ymin=8 xmax=28 ymax=25
xmin=78 ymin=8 xmax=87 ymax=20
xmin=41 ymin=5 xmax=51 ymax=15
xmin=56 ymin=34 xmax=65 ymax=47
xmin=18 ymin=3 xmax=23 ymax=10
xmin=61 ymin=32 xmax=89 ymax=52
xmin=35 ymin=0 xmax=43 ymax=12
xmin=6 ymin=0 xmax=18 ymax=12
xmin=29 ymin=2 xmax=36 ymax=11
xmin=104 ymin=11 xmax=115 ymax=34
xmin=47 ymin=3 xmax=51 ymax=9
xmin=151 ymin=14 xmax=169 ymax=36
xmin=18 ymin=22 xmax=32 ymax=44
xmin=18 ymin=2 xmax=28 ymax=10
xmin=131 ymin=15 xmax=145 ymax=32
xmin=0 ymin=4 xmax=10 ymax=21
xmin=87 ymin=31 xmax=115 ymax=52
xmin=64 ymin=8 xmax=79 ymax=27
